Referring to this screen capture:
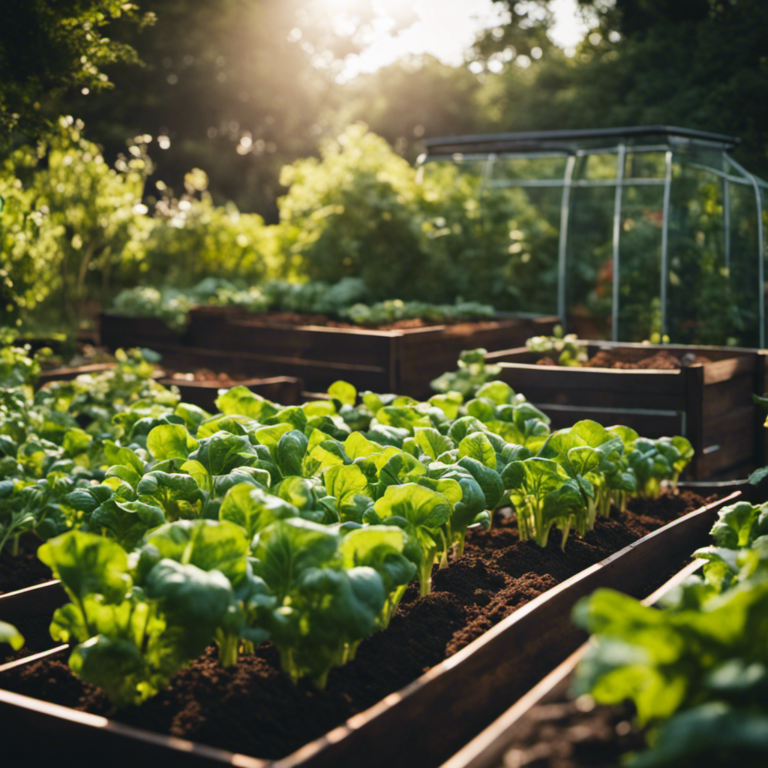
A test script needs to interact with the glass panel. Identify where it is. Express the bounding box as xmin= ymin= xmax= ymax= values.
xmin=665 ymin=166 xmax=759 ymax=346
xmin=564 ymin=185 xmax=615 ymax=338
xmin=616 ymin=184 xmax=665 ymax=341
xmin=479 ymin=184 xmax=561 ymax=314
xmin=625 ymin=151 xmax=666 ymax=180
xmin=579 ymin=153 xmax=617 ymax=181
xmin=491 ymin=155 xmax=568 ymax=181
